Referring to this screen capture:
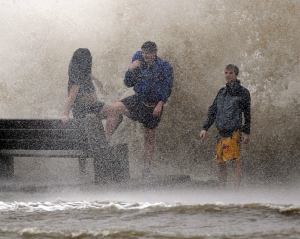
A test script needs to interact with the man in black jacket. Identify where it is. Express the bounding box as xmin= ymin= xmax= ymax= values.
xmin=200 ymin=64 xmax=251 ymax=189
